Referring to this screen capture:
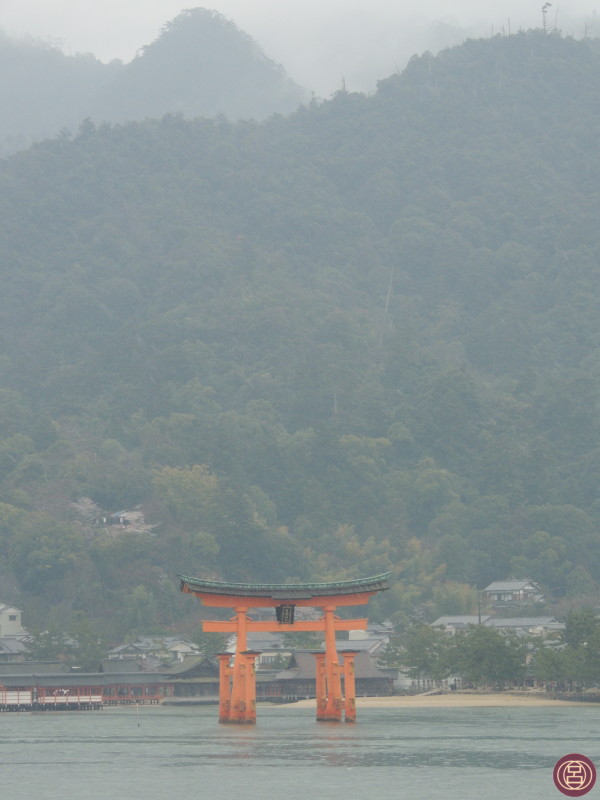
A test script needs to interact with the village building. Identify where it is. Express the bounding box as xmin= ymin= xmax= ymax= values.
xmin=485 ymin=617 xmax=564 ymax=637
xmin=0 ymin=603 xmax=30 ymax=663
xmin=221 ymin=621 xmax=394 ymax=672
xmin=107 ymin=635 xmax=200 ymax=667
xmin=0 ymin=637 xmax=29 ymax=662
xmin=0 ymin=604 xmax=25 ymax=637
xmin=162 ymin=656 xmax=221 ymax=702
xmin=273 ymin=650 xmax=396 ymax=701
xmin=346 ymin=620 xmax=393 ymax=654
xmin=431 ymin=615 xmax=492 ymax=634
xmin=482 ymin=580 xmax=544 ymax=607
xmin=431 ymin=615 xmax=563 ymax=638
xmin=225 ymin=631 xmax=292 ymax=670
